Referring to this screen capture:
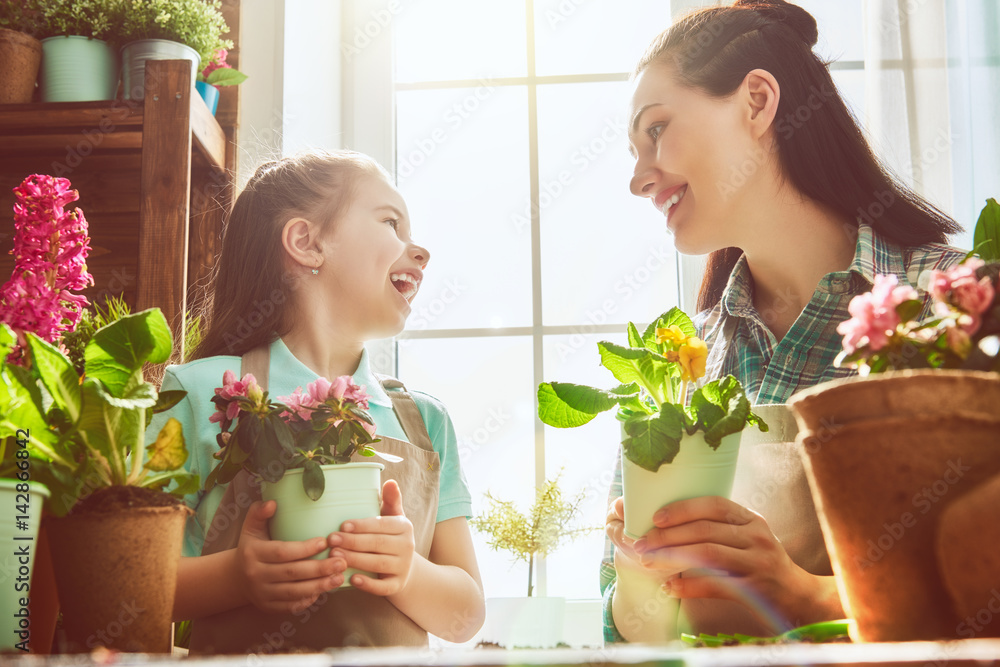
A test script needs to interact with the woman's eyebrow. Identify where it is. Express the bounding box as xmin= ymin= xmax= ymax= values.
xmin=375 ymin=204 xmax=405 ymax=218
xmin=630 ymin=103 xmax=663 ymax=136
